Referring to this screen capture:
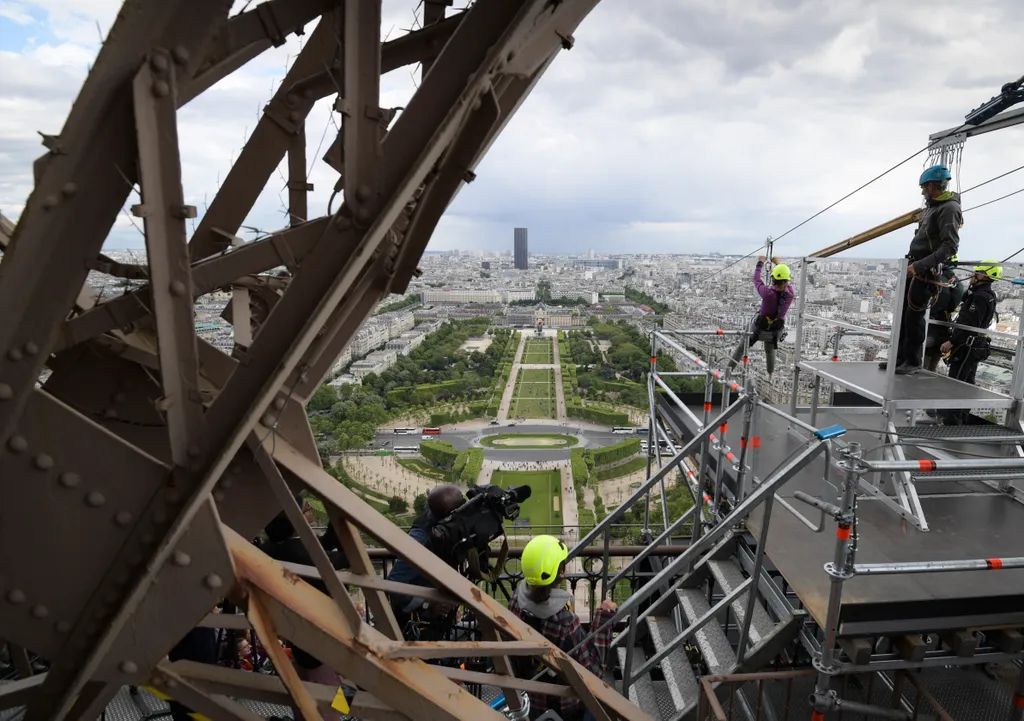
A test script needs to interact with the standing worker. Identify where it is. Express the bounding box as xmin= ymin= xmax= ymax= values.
xmin=924 ymin=257 xmax=965 ymax=373
xmin=939 ymin=262 xmax=1000 ymax=425
xmin=728 ymin=256 xmax=795 ymax=376
xmin=881 ymin=165 xmax=962 ymax=375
